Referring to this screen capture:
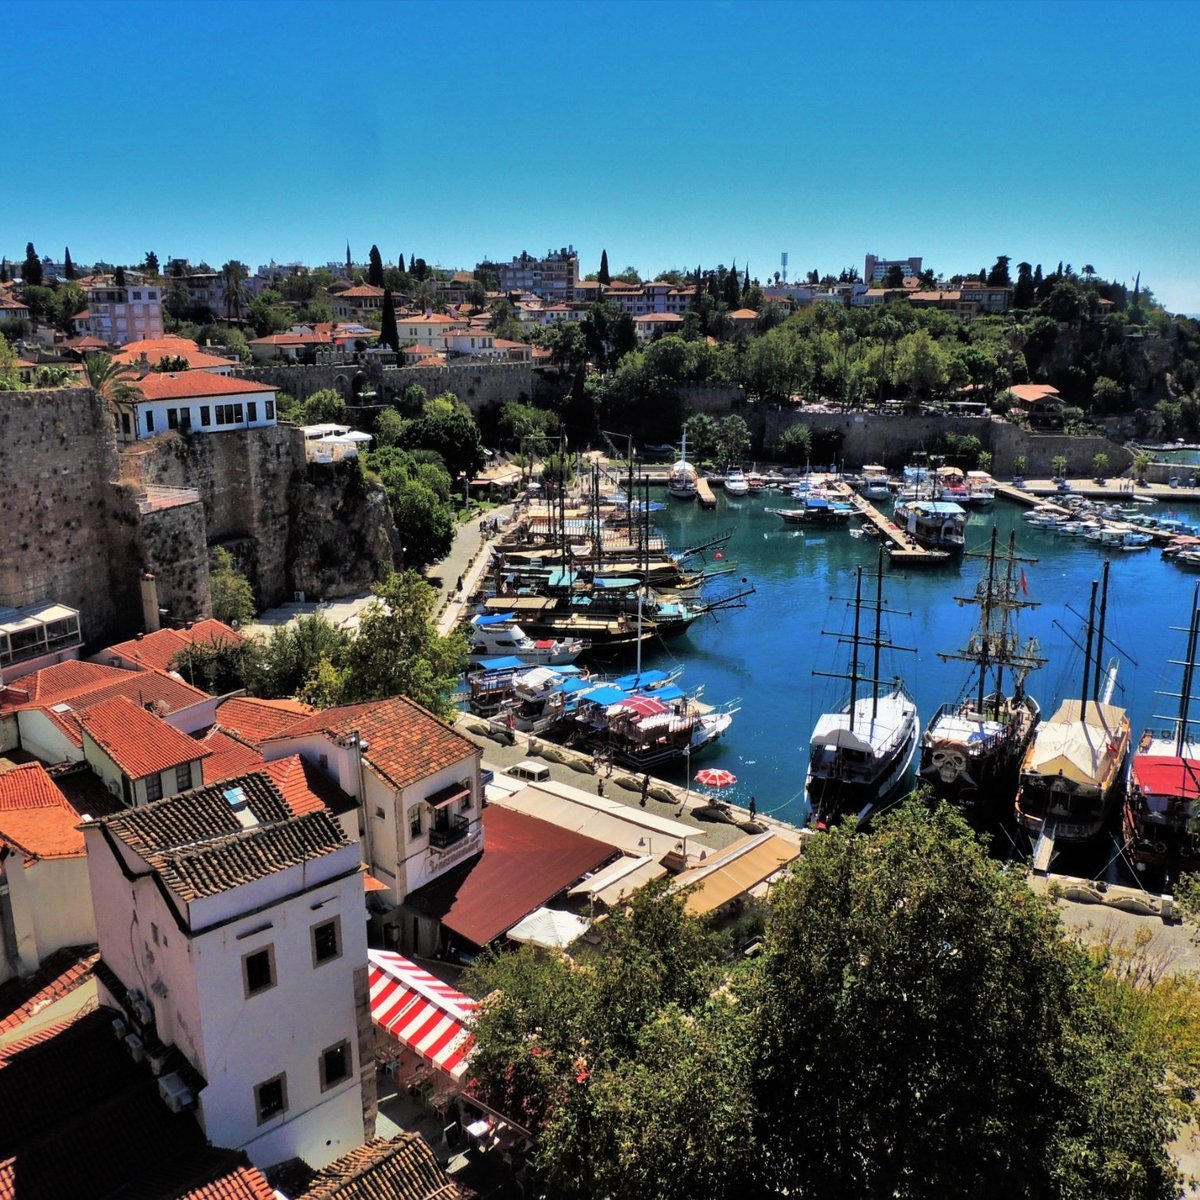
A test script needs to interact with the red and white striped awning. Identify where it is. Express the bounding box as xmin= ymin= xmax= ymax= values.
xmin=367 ymin=949 xmax=480 ymax=1081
